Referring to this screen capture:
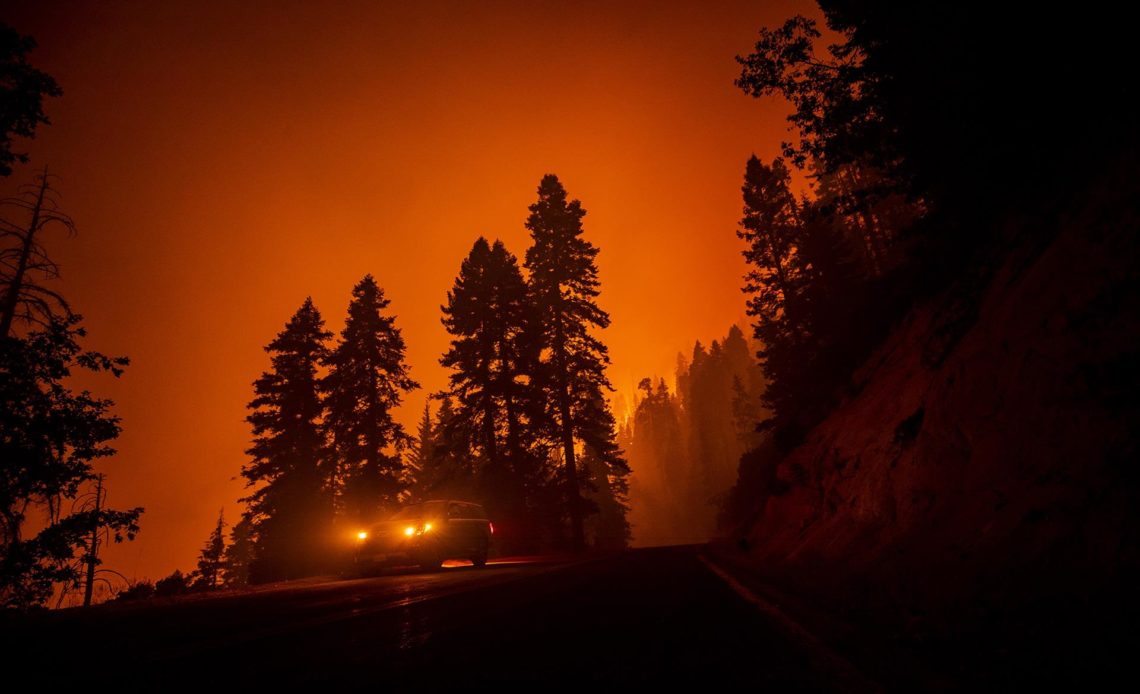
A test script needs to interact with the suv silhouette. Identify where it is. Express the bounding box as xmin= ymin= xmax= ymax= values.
xmin=355 ymin=500 xmax=492 ymax=573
